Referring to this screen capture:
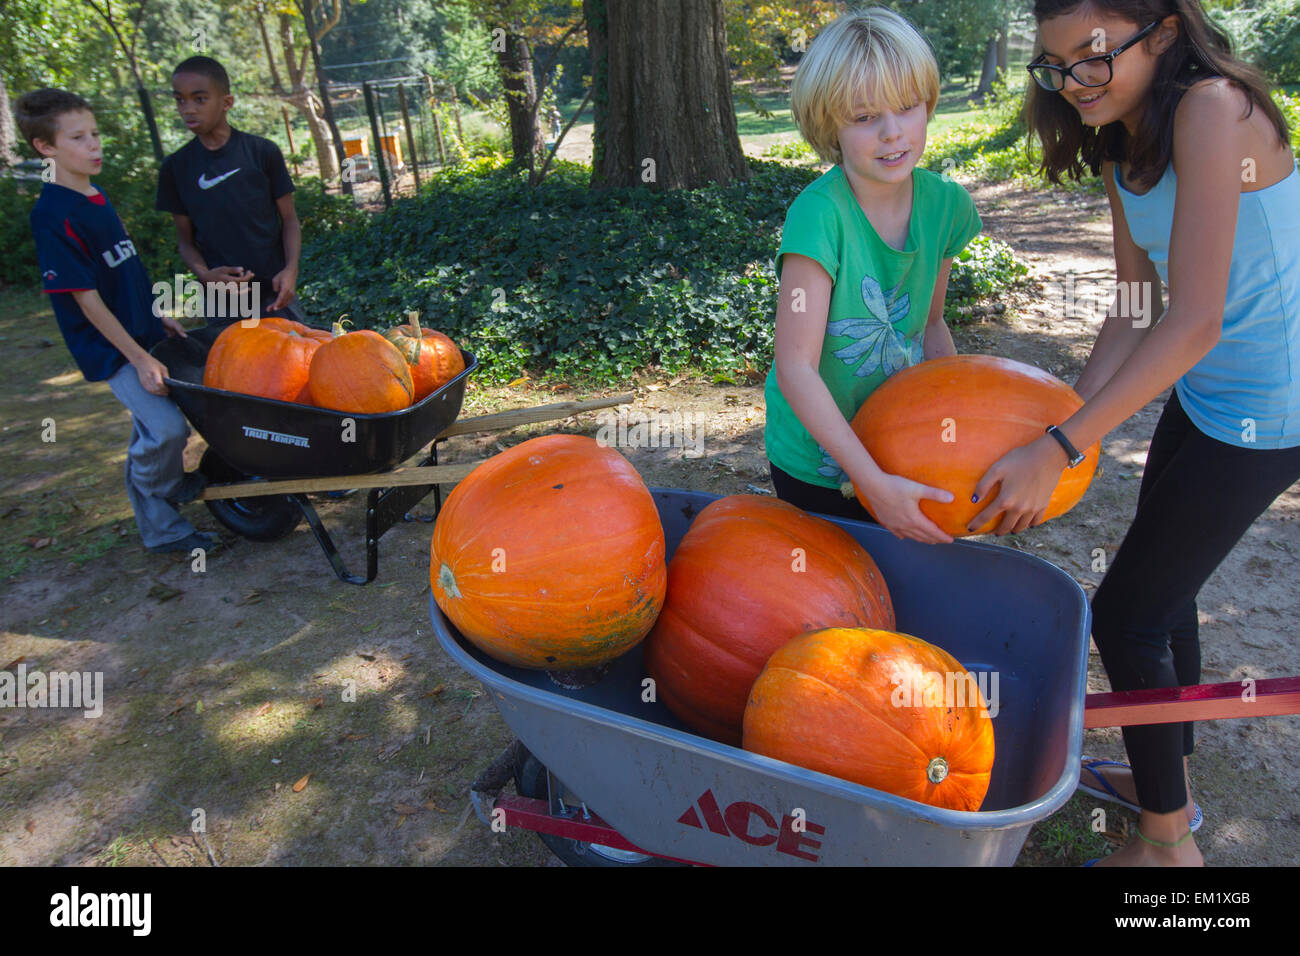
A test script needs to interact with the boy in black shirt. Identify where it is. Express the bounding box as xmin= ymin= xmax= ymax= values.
xmin=156 ymin=56 xmax=304 ymax=325
xmin=18 ymin=88 xmax=212 ymax=554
